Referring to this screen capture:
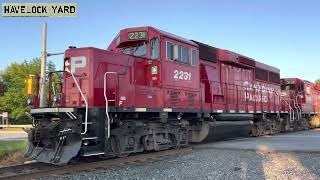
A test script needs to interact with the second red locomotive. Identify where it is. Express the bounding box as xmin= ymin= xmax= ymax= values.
xmin=25 ymin=26 xmax=320 ymax=164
